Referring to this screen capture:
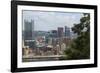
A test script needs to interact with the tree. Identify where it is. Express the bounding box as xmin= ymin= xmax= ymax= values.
xmin=64 ymin=13 xmax=90 ymax=60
